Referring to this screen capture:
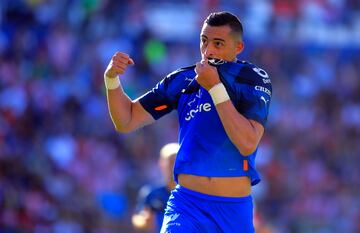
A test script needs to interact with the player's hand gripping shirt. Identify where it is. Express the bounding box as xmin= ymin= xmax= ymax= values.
xmin=139 ymin=60 xmax=272 ymax=185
